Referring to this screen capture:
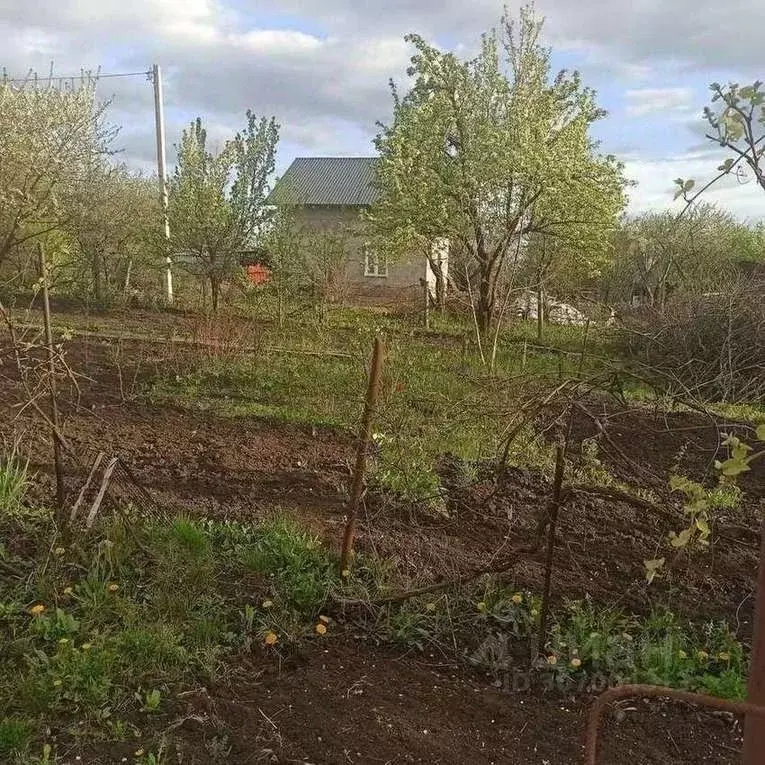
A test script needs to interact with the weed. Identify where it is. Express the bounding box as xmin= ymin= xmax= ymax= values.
xmin=0 ymin=445 xmax=30 ymax=512
xmin=0 ymin=718 xmax=32 ymax=758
